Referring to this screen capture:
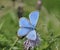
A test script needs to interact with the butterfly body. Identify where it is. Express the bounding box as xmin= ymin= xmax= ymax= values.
xmin=21 ymin=27 xmax=35 ymax=30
